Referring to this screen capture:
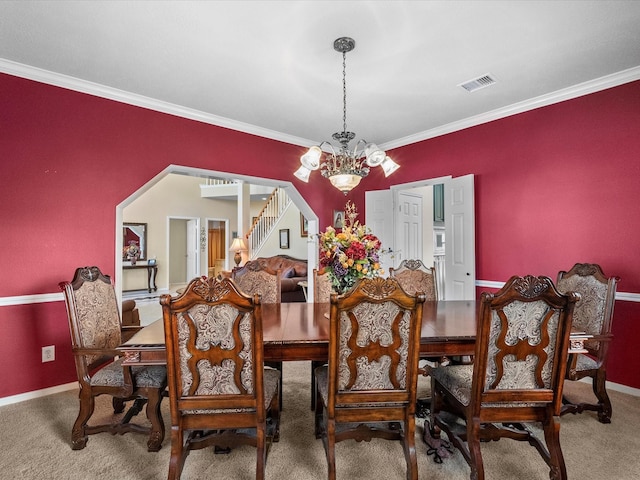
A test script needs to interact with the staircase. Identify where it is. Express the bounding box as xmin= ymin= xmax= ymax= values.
xmin=247 ymin=187 xmax=291 ymax=257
